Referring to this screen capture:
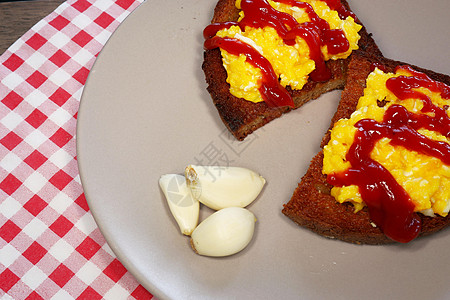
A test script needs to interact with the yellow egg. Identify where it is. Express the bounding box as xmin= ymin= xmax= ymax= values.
xmin=215 ymin=0 xmax=362 ymax=103
xmin=323 ymin=68 xmax=450 ymax=217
